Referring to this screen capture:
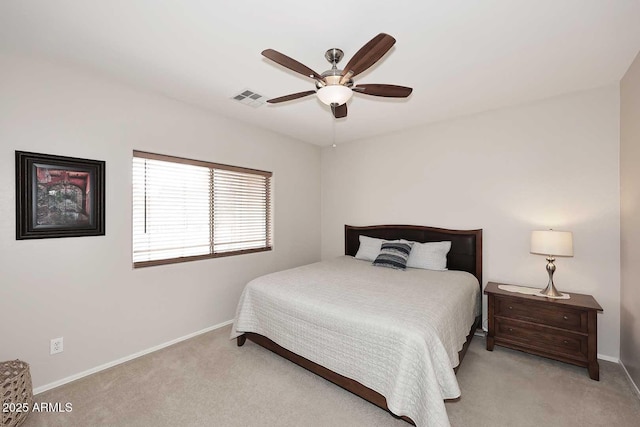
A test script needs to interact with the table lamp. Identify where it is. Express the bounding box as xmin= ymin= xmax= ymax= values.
xmin=530 ymin=230 xmax=573 ymax=297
